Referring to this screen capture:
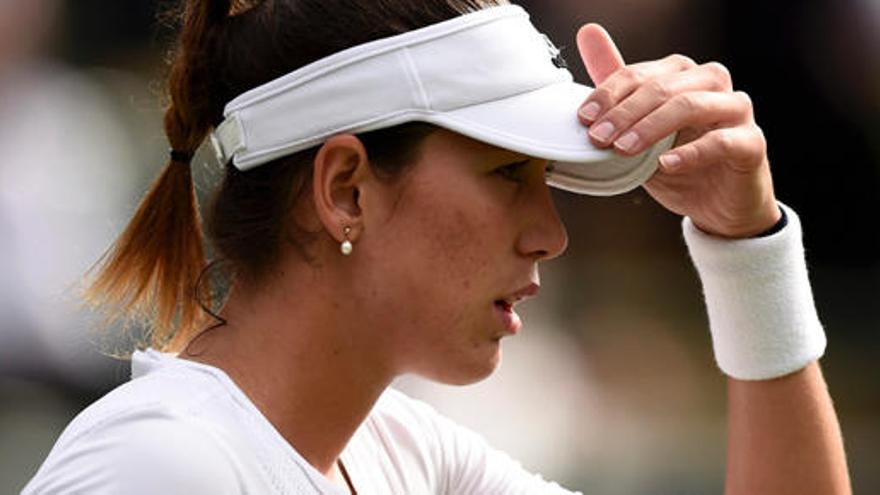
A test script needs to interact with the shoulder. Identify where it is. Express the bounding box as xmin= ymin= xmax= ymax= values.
xmin=23 ymin=366 xmax=246 ymax=494
xmin=23 ymin=404 xmax=242 ymax=494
